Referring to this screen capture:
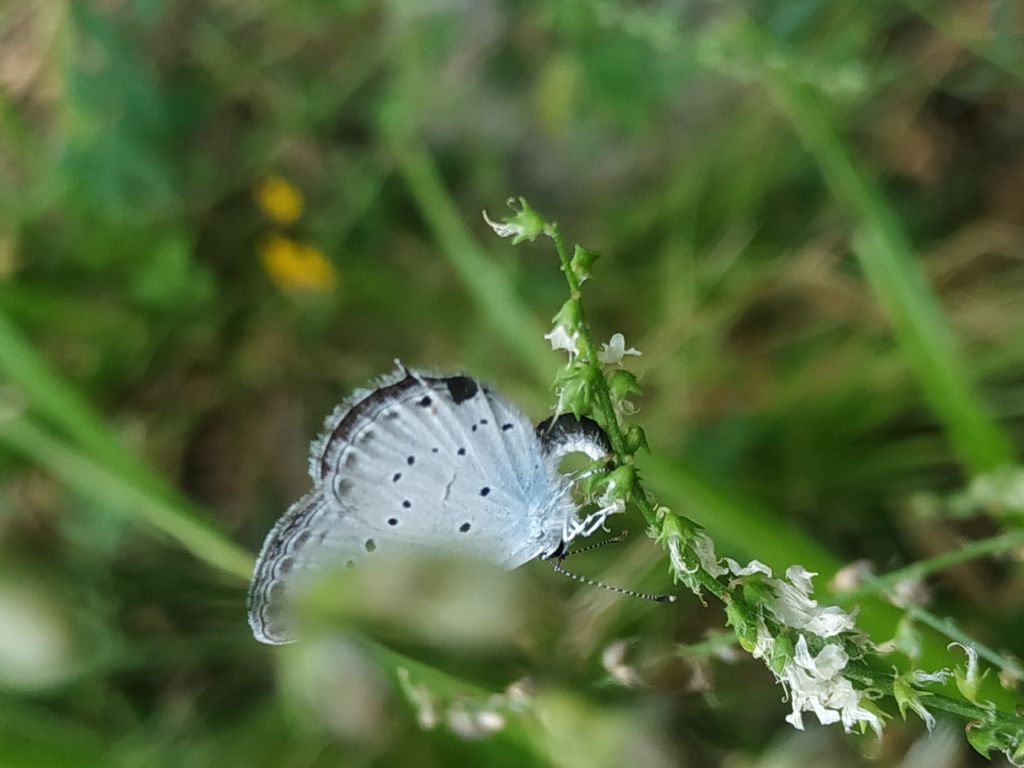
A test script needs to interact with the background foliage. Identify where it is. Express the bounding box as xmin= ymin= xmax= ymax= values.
xmin=1 ymin=1 xmax=1022 ymax=766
